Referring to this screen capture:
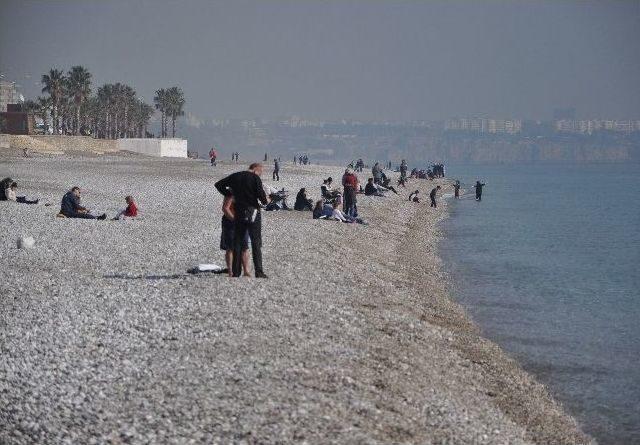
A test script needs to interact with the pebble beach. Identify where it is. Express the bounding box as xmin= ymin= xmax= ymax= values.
xmin=0 ymin=149 xmax=593 ymax=444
